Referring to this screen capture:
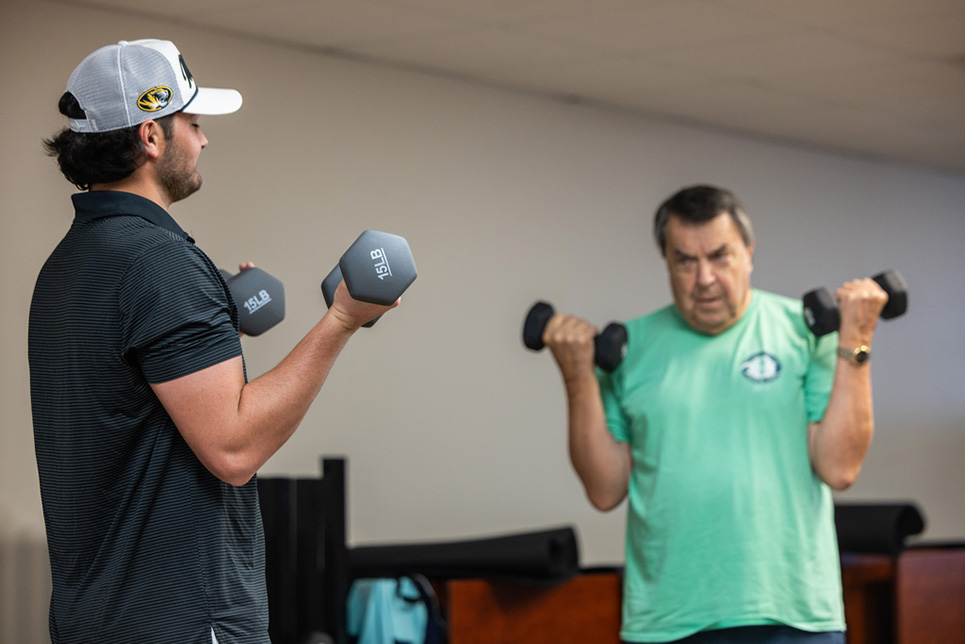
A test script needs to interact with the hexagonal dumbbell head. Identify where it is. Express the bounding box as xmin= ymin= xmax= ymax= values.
xmin=873 ymin=270 xmax=908 ymax=320
xmin=522 ymin=301 xmax=555 ymax=351
xmin=221 ymin=267 xmax=286 ymax=336
xmin=802 ymin=287 xmax=840 ymax=337
xmin=339 ymin=230 xmax=418 ymax=306
xmin=595 ymin=322 xmax=628 ymax=372
xmin=320 ymin=230 xmax=417 ymax=328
